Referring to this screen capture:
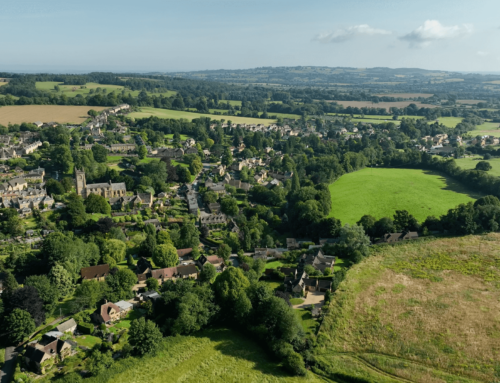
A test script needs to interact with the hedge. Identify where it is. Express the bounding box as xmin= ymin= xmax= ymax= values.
xmin=78 ymin=322 xmax=94 ymax=335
